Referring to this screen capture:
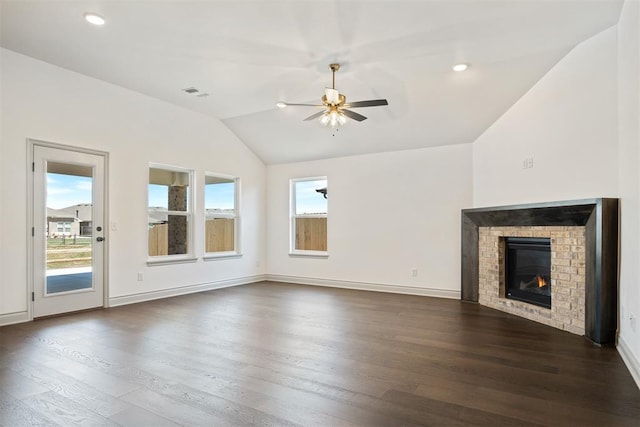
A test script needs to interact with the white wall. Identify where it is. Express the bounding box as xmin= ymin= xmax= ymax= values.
xmin=473 ymin=27 xmax=619 ymax=207
xmin=617 ymin=0 xmax=640 ymax=386
xmin=0 ymin=49 xmax=266 ymax=322
xmin=266 ymin=144 xmax=473 ymax=297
